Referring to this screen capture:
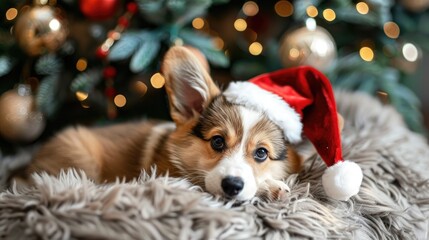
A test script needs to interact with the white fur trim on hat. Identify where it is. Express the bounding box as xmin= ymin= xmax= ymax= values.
xmin=224 ymin=82 xmax=303 ymax=143
xmin=322 ymin=160 xmax=363 ymax=201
